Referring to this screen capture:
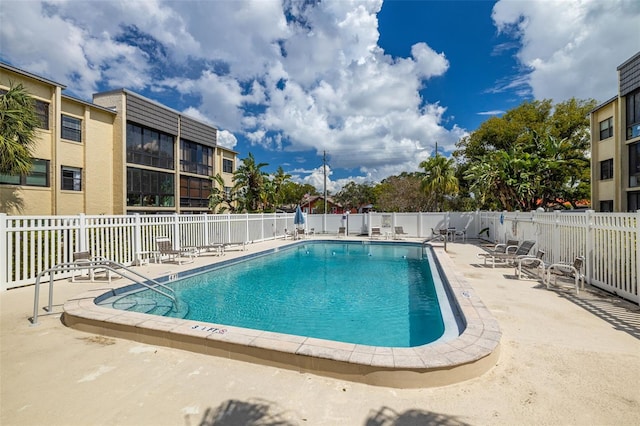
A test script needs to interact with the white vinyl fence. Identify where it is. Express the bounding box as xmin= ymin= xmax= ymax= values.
xmin=0 ymin=212 xmax=296 ymax=290
xmin=1 ymin=211 xmax=638 ymax=305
